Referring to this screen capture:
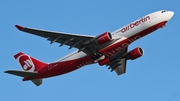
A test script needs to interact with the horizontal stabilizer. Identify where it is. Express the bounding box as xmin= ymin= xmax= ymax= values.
xmin=4 ymin=70 xmax=38 ymax=77
xmin=31 ymin=79 xmax=42 ymax=86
